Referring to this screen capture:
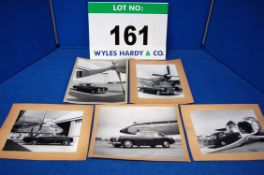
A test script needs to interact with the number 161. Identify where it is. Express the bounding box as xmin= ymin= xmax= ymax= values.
xmin=110 ymin=25 xmax=148 ymax=46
